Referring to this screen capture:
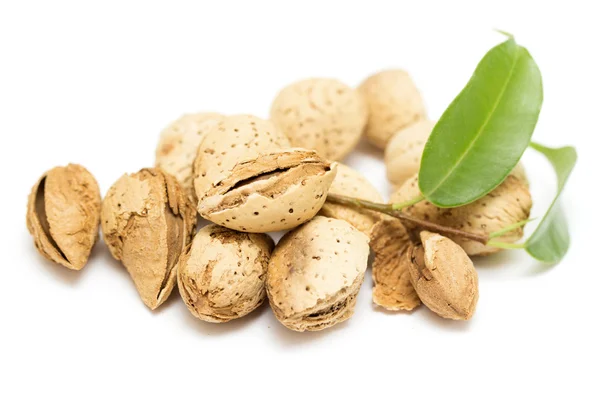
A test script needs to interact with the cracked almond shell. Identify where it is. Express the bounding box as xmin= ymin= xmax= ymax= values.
xmin=194 ymin=115 xmax=337 ymax=232
xmin=408 ymin=231 xmax=479 ymax=320
xmin=319 ymin=163 xmax=383 ymax=236
xmin=266 ymin=216 xmax=369 ymax=332
xmin=385 ymin=120 xmax=436 ymax=188
xmin=270 ymin=78 xmax=368 ymax=161
xmin=370 ymin=219 xmax=420 ymax=311
xmin=155 ymin=112 xmax=222 ymax=200
xmin=358 ymin=69 xmax=427 ymax=149
xmin=392 ymin=174 xmax=532 ymax=256
xmin=26 ymin=164 xmax=101 ymax=271
xmin=101 ymin=168 xmax=197 ymax=310
xmin=178 ymin=224 xmax=274 ymax=323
